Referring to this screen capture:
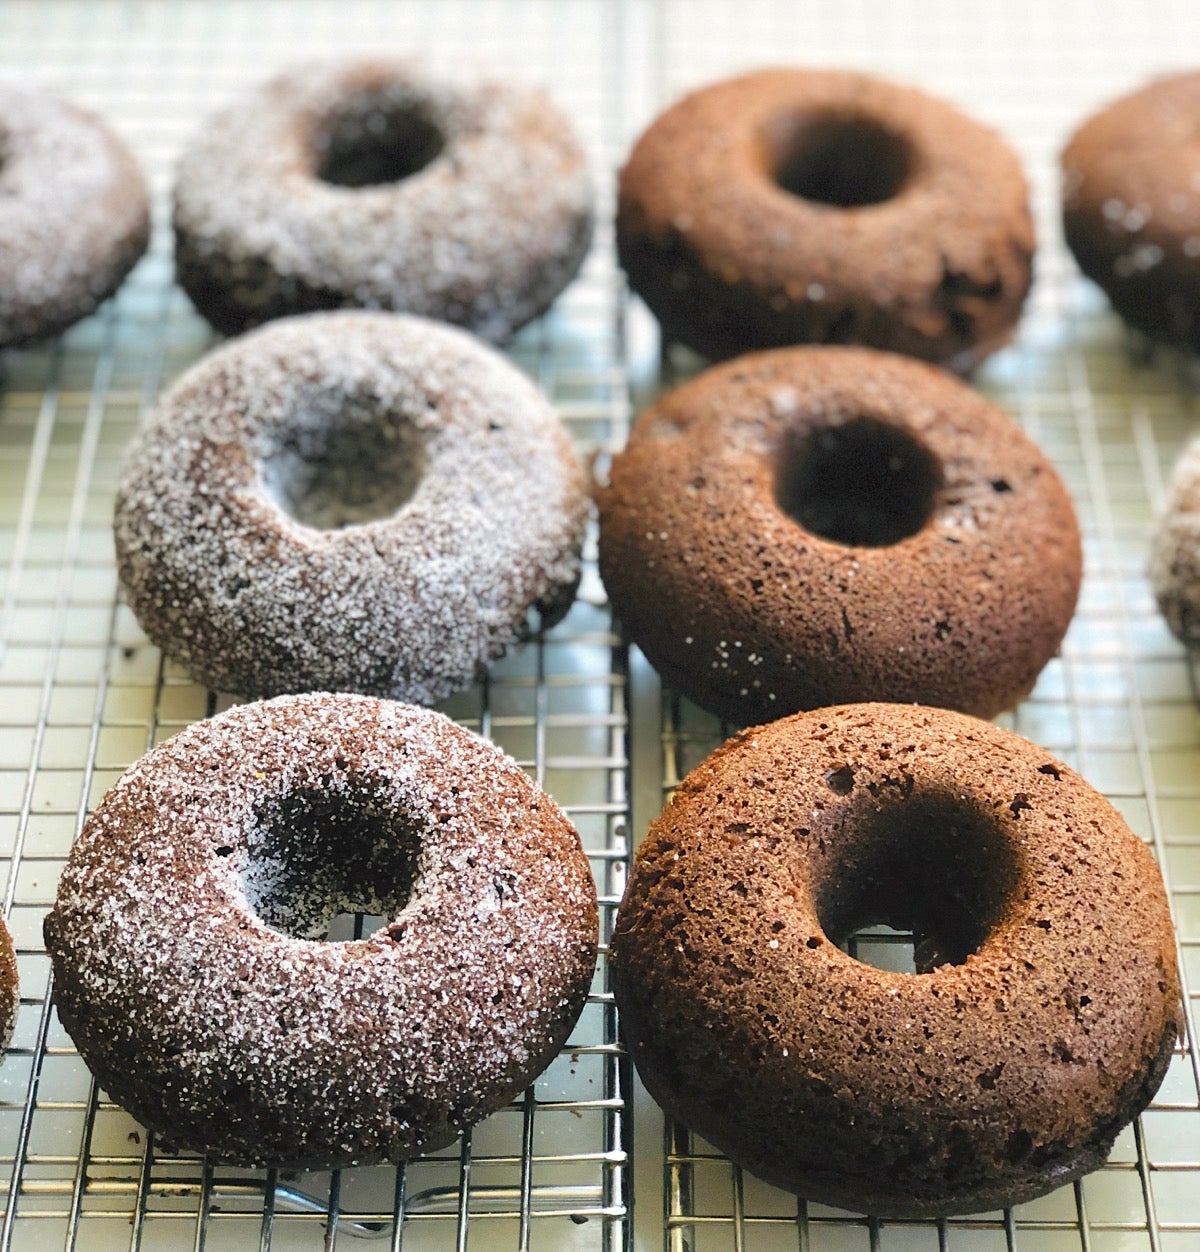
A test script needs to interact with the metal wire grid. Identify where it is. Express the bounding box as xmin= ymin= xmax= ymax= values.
xmin=0 ymin=2 xmax=635 ymax=1249
xmin=639 ymin=2 xmax=1200 ymax=1250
